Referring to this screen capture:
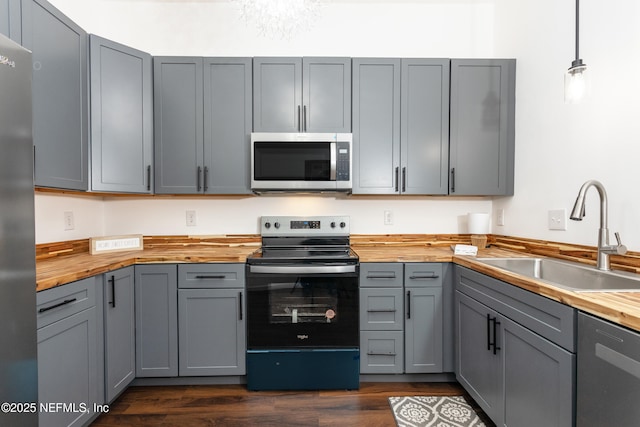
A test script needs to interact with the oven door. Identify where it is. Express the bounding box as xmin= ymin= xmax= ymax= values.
xmin=246 ymin=263 xmax=359 ymax=349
